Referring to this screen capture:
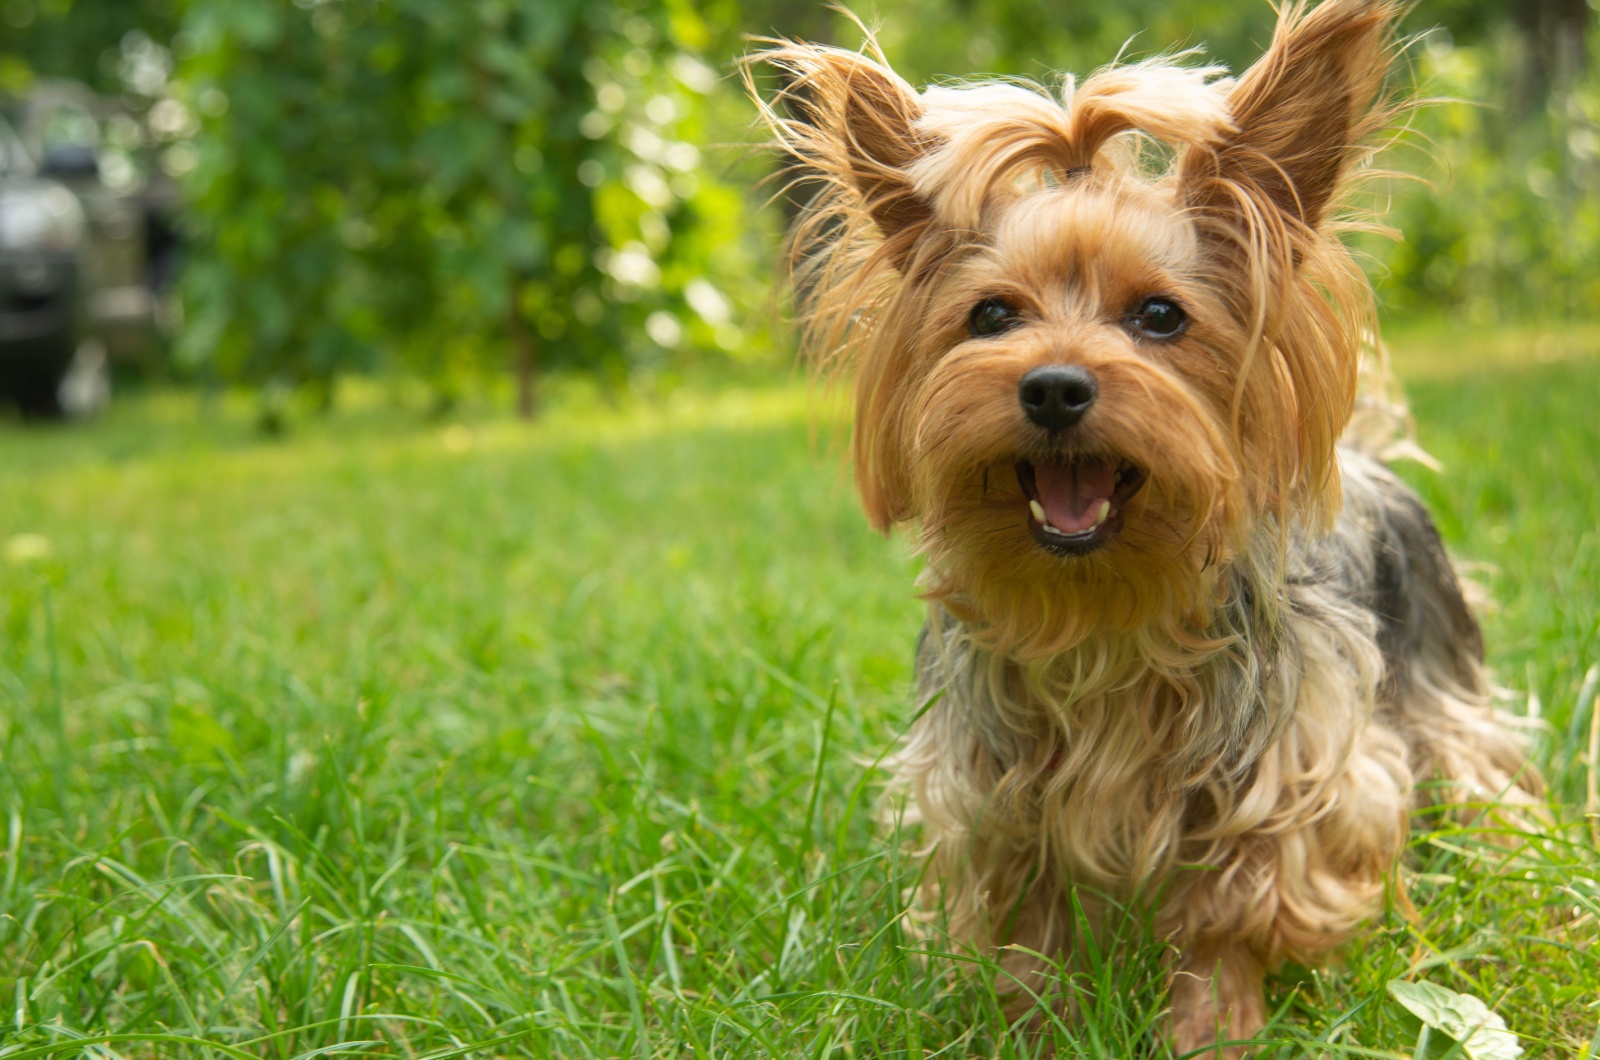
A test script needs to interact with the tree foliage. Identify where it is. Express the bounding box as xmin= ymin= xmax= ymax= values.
xmin=1376 ymin=15 xmax=1600 ymax=319
xmin=1 ymin=0 xmax=1594 ymax=411
xmin=0 ymin=0 xmax=177 ymax=96
xmin=173 ymin=0 xmax=759 ymax=413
